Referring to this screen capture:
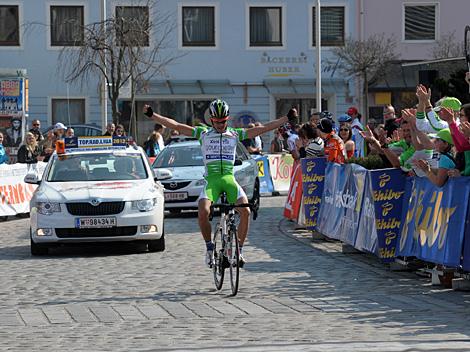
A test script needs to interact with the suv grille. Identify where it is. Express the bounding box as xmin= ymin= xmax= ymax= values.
xmin=66 ymin=202 xmax=125 ymax=216
xmin=161 ymin=181 xmax=191 ymax=190
xmin=55 ymin=226 xmax=137 ymax=238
